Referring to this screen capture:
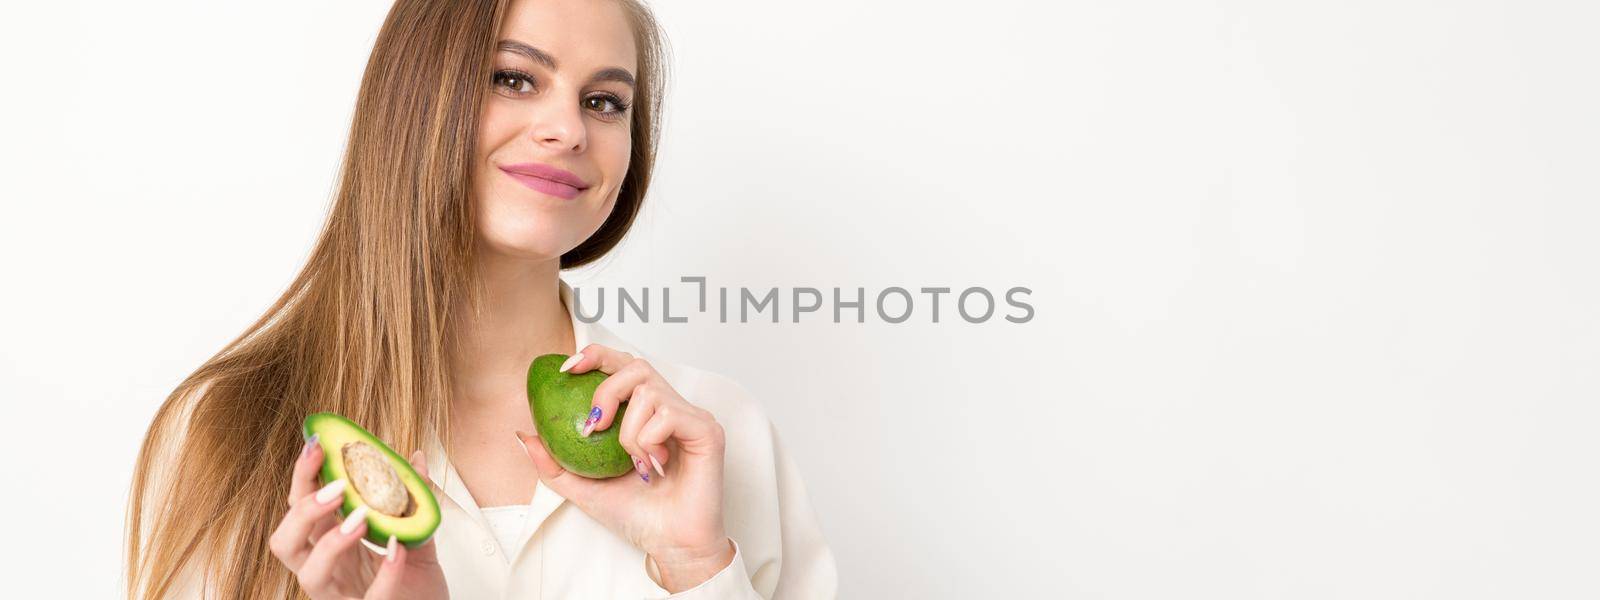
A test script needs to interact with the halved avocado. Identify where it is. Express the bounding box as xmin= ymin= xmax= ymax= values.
xmin=527 ymin=353 xmax=633 ymax=478
xmin=302 ymin=412 xmax=441 ymax=548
